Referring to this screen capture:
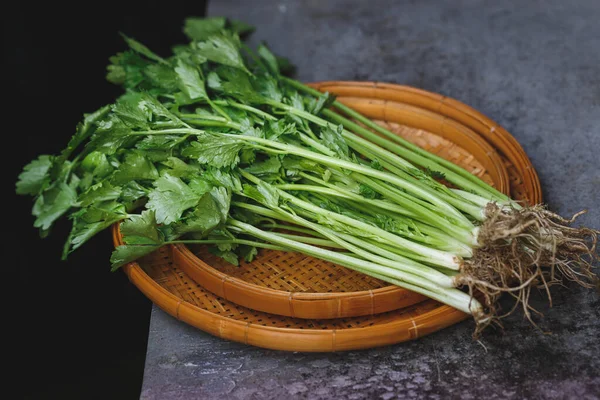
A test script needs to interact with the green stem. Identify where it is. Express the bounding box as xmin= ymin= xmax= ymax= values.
xmin=282 ymin=76 xmax=509 ymax=203
xmin=178 ymin=117 xmax=242 ymax=130
xmin=350 ymin=174 xmax=476 ymax=244
xmin=274 ymin=183 xmax=355 ymax=200
xmin=241 ymin=171 xmax=461 ymax=269
xmin=213 ymin=99 xmax=277 ymax=121
xmin=229 ymin=219 xmax=460 ymax=294
xmin=298 ymin=171 xmax=416 ymax=220
xmin=134 ymin=126 xmax=476 ymax=231
xmin=275 ymin=207 xmax=455 ymax=287
xmin=271 ymin=232 xmax=343 ymax=248
xmin=246 ymin=131 xmax=474 ymax=229
xmin=281 ymin=203 xmax=459 ymax=277
xmin=298 ymin=133 xmax=337 ymax=157
xmin=258 ymin=222 xmax=324 ymax=236
xmin=290 ymin=189 xmax=471 ymax=255
xmin=357 ymin=144 xmax=485 ymax=221
xmin=230 ymin=219 xmax=480 ymax=314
